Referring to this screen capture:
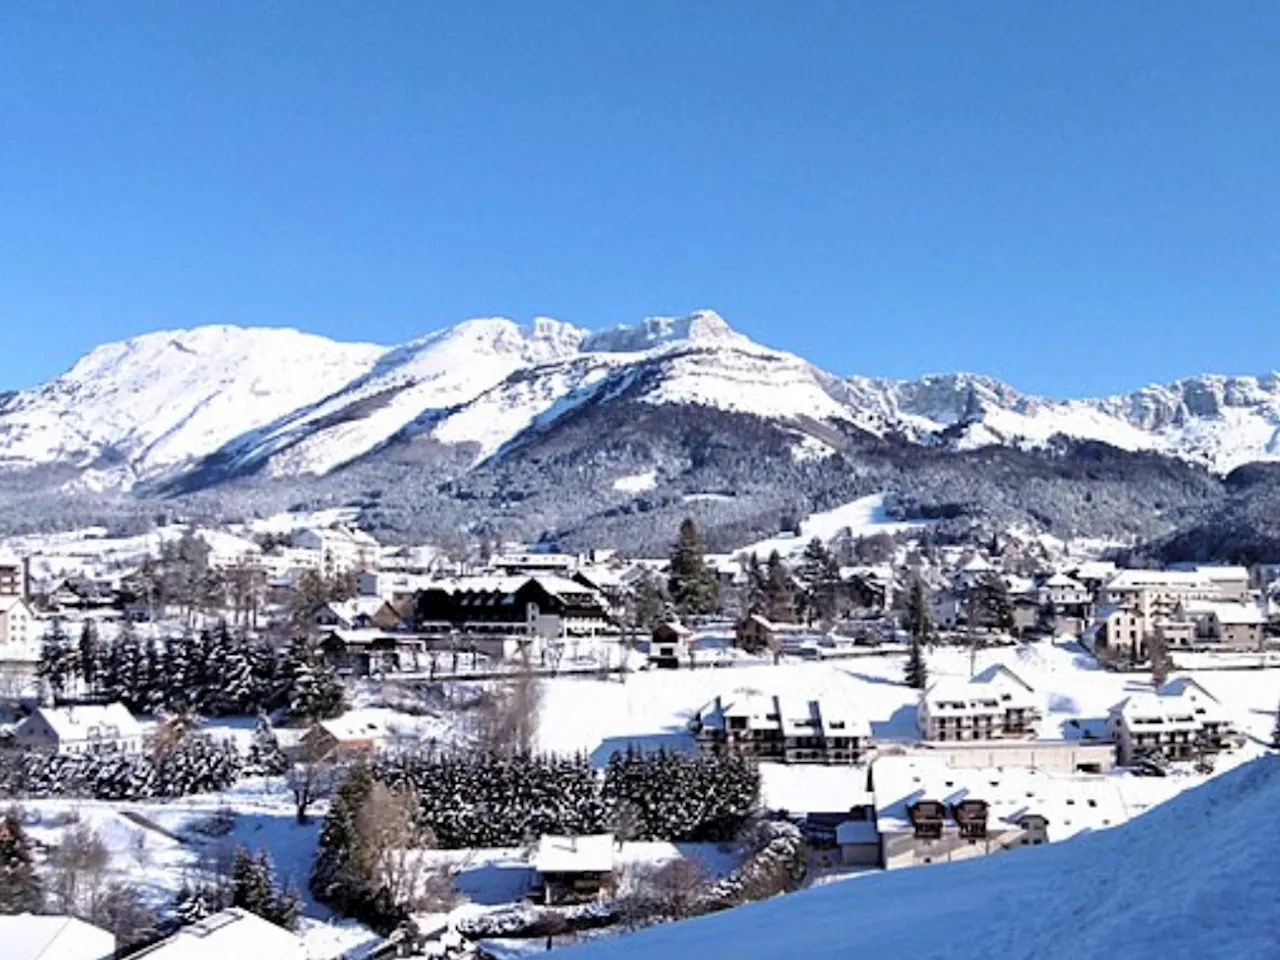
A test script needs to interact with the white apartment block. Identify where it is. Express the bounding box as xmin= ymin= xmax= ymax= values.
xmin=1107 ymin=677 xmax=1238 ymax=765
xmin=291 ymin=526 xmax=380 ymax=575
xmin=918 ymin=665 xmax=1041 ymax=742
xmin=694 ymin=691 xmax=872 ymax=764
